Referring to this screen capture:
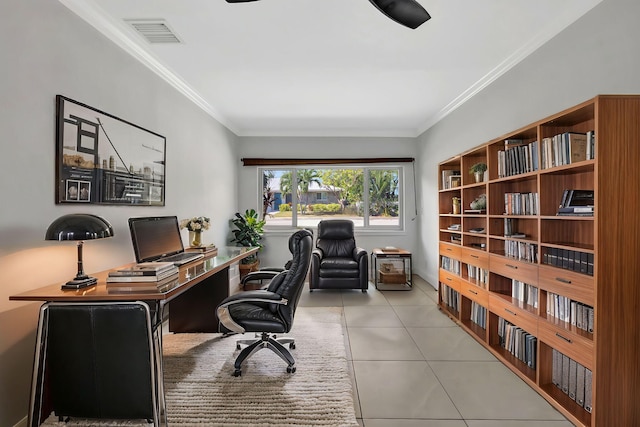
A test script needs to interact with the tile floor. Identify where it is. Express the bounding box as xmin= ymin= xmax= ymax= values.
xmin=298 ymin=275 xmax=574 ymax=427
